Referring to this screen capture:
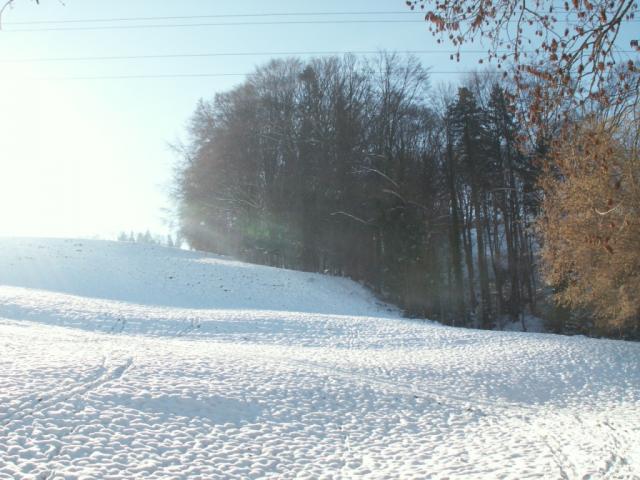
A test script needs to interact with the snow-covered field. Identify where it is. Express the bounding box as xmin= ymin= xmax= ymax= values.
xmin=1 ymin=238 xmax=639 ymax=479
